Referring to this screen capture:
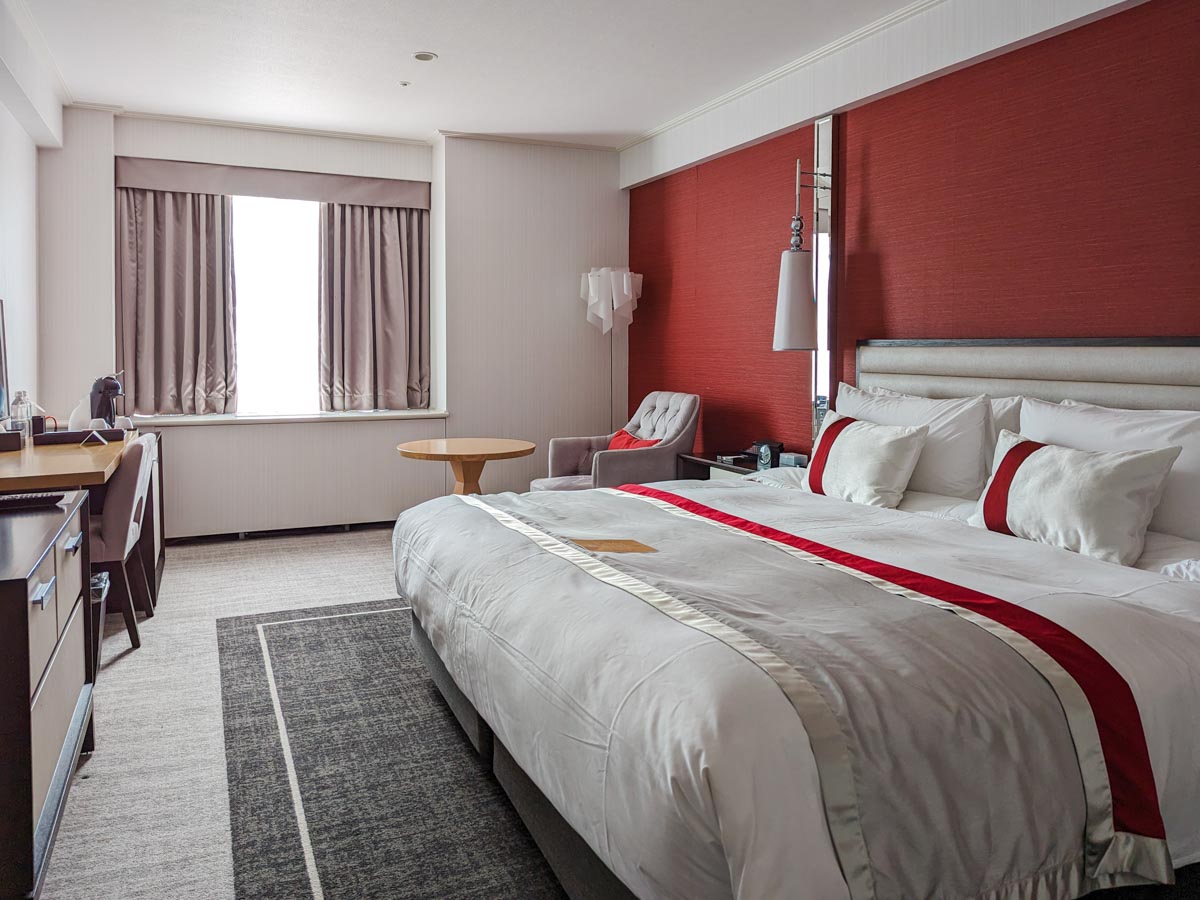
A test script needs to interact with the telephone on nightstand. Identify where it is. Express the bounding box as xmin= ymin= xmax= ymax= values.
xmin=745 ymin=440 xmax=784 ymax=471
